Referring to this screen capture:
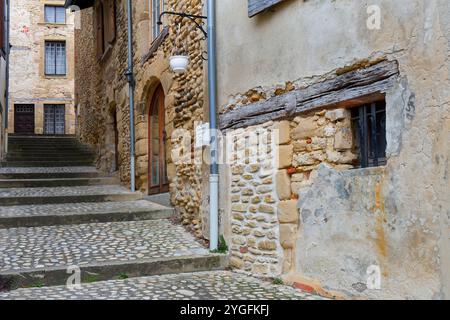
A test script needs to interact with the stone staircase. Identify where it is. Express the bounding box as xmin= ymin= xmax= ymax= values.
xmin=0 ymin=136 xmax=226 ymax=292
